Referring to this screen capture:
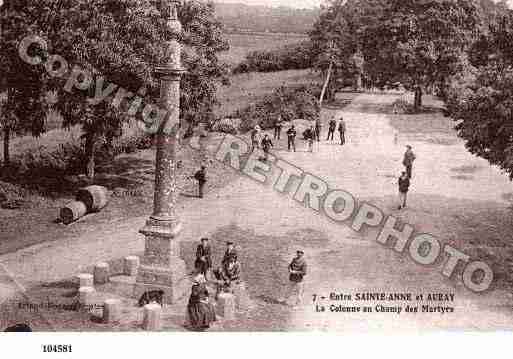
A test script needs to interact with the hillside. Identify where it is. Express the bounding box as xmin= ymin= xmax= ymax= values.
xmin=214 ymin=2 xmax=319 ymax=34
